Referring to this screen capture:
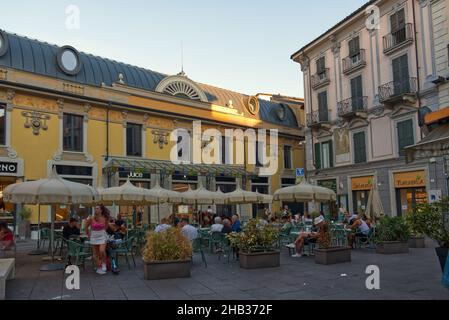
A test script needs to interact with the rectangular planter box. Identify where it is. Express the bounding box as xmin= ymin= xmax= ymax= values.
xmin=408 ymin=236 xmax=425 ymax=248
xmin=376 ymin=241 xmax=409 ymax=254
xmin=239 ymin=250 xmax=280 ymax=269
xmin=314 ymin=247 xmax=351 ymax=265
xmin=143 ymin=260 xmax=191 ymax=280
